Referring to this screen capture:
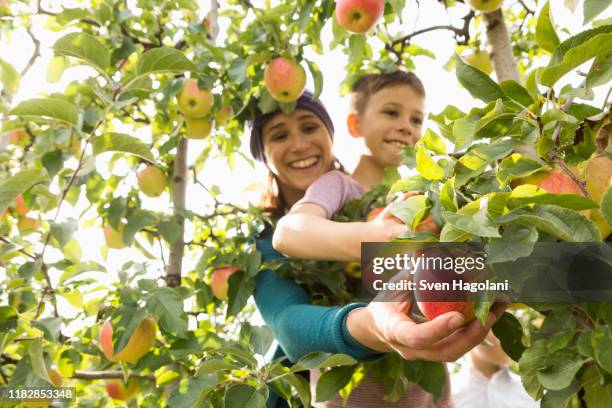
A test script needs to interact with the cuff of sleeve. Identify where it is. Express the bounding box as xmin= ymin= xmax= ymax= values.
xmin=333 ymin=302 xmax=386 ymax=361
